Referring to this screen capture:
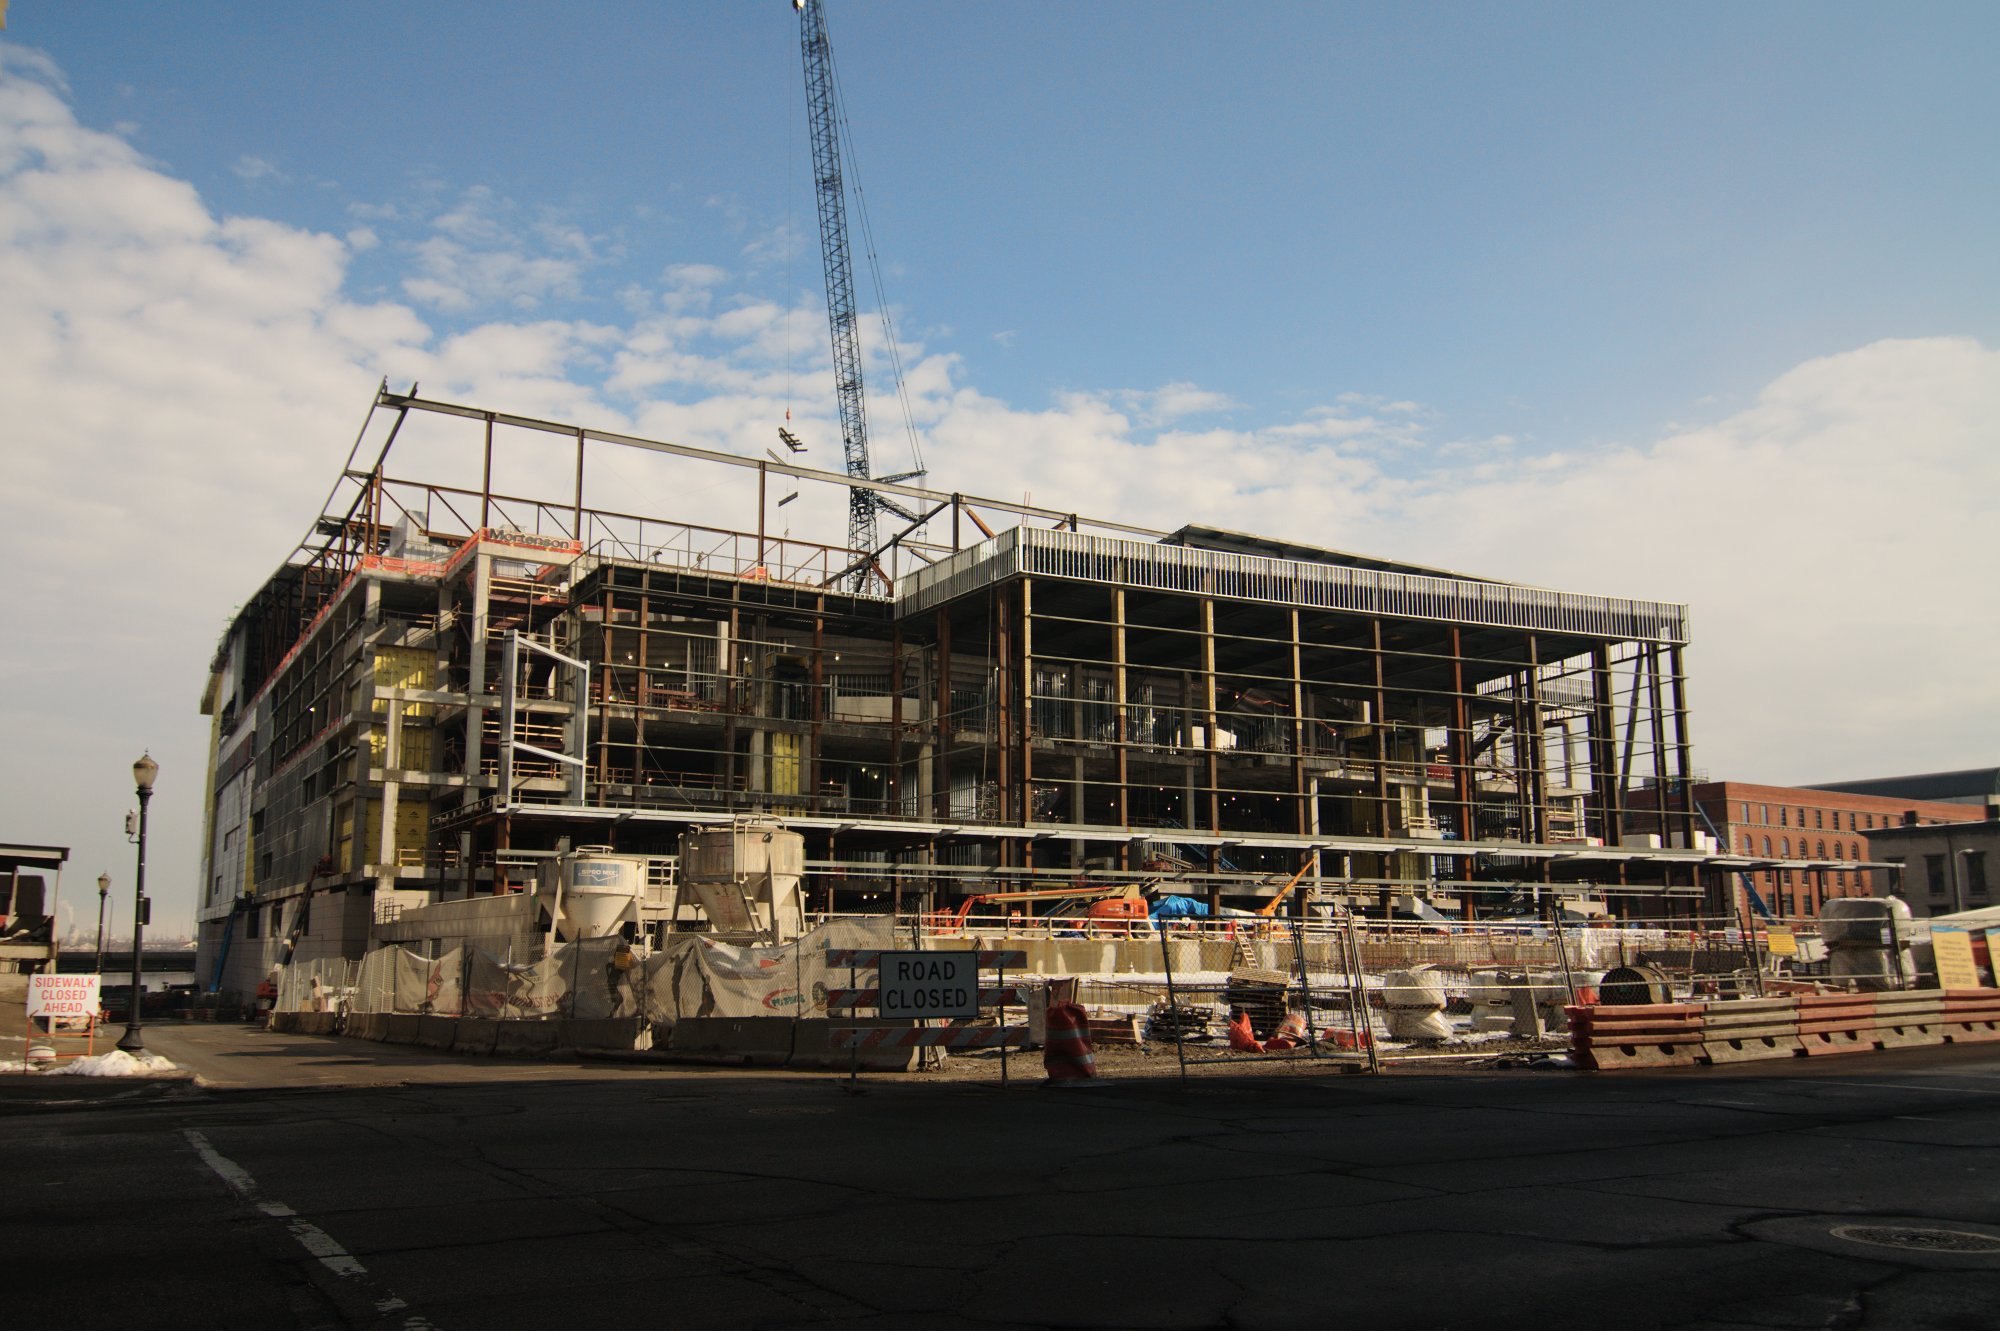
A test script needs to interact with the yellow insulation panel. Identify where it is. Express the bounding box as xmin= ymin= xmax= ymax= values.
xmin=373 ymin=647 xmax=435 ymax=717
xmin=771 ymin=732 xmax=802 ymax=796
xmin=368 ymin=724 xmax=435 ymax=769
xmin=361 ymin=799 xmax=431 ymax=866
